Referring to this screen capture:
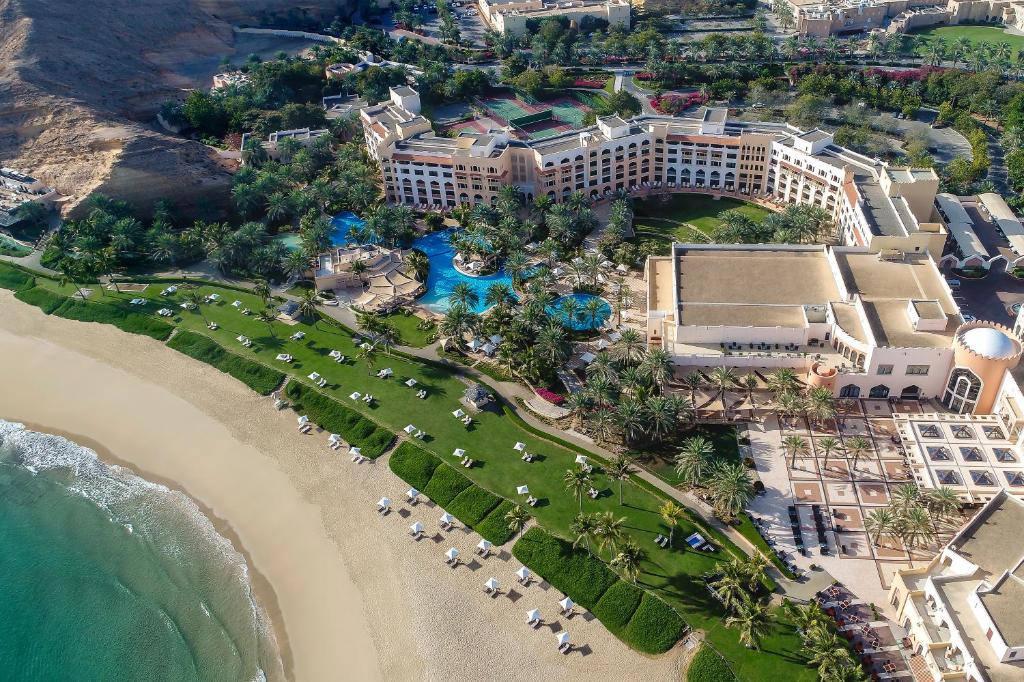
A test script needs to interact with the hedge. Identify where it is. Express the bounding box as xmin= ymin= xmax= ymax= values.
xmin=623 ymin=593 xmax=687 ymax=654
xmin=421 ymin=460 xmax=473 ymax=506
xmin=389 ymin=441 xmax=442 ymax=489
xmin=473 ymin=499 xmax=518 ymax=545
xmin=53 ymin=299 xmax=173 ymax=340
xmin=167 ymin=331 xmax=285 ymax=395
xmin=512 ymin=527 xmax=686 ymax=654
xmin=284 ymin=381 xmax=394 ymax=457
xmin=445 ymin=484 xmax=501 ymax=526
xmin=687 ymin=645 xmax=736 ymax=682
xmin=14 ymin=286 xmax=69 ymax=314
xmin=0 ymin=263 xmax=34 ymax=291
